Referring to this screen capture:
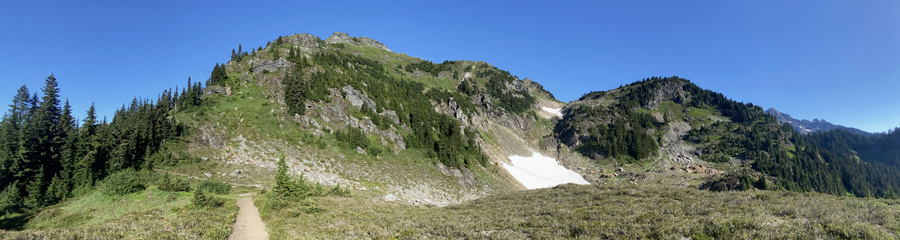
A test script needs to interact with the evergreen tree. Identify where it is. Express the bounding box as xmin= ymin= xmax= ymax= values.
xmin=24 ymin=167 xmax=46 ymax=211
xmin=46 ymin=172 xmax=70 ymax=203
xmin=755 ymin=175 xmax=767 ymax=190
xmin=0 ymin=181 xmax=21 ymax=214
